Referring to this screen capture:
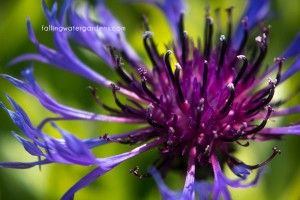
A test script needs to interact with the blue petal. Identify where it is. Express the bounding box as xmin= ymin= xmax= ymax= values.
xmin=12 ymin=132 xmax=44 ymax=156
xmin=260 ymin=125 xmax=300 ymax=135
xmin=150 ymin=168 xmax=181 ymax=200
xmin=182 ymin=147 xmax=196 ymax=200
xmin=0 ymin=159 xmax=51 ymax=169
xmin=51 ymin=123 xmax=97 ymax=165
xmin=280 ymin=56 xmax=300 ymax=82
xmin=2 ymin=68 xmax=145 ymax=124
xmin=0 ymin=94 xmax=40 ymax=140
xmin=195 ymin=182 xmax=213 ymax=200
xmin=68 ymin=6 xmax=114 ymax=66
xmin=63 ymin=138 xmax=165 ymax=199
xmin=282 ymin=33 xmax=300 ymax=58
xmin=211 ymin=154 xmax=266 ymax=200
xmin=61 ymin=167 xmax=106 ymax=200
